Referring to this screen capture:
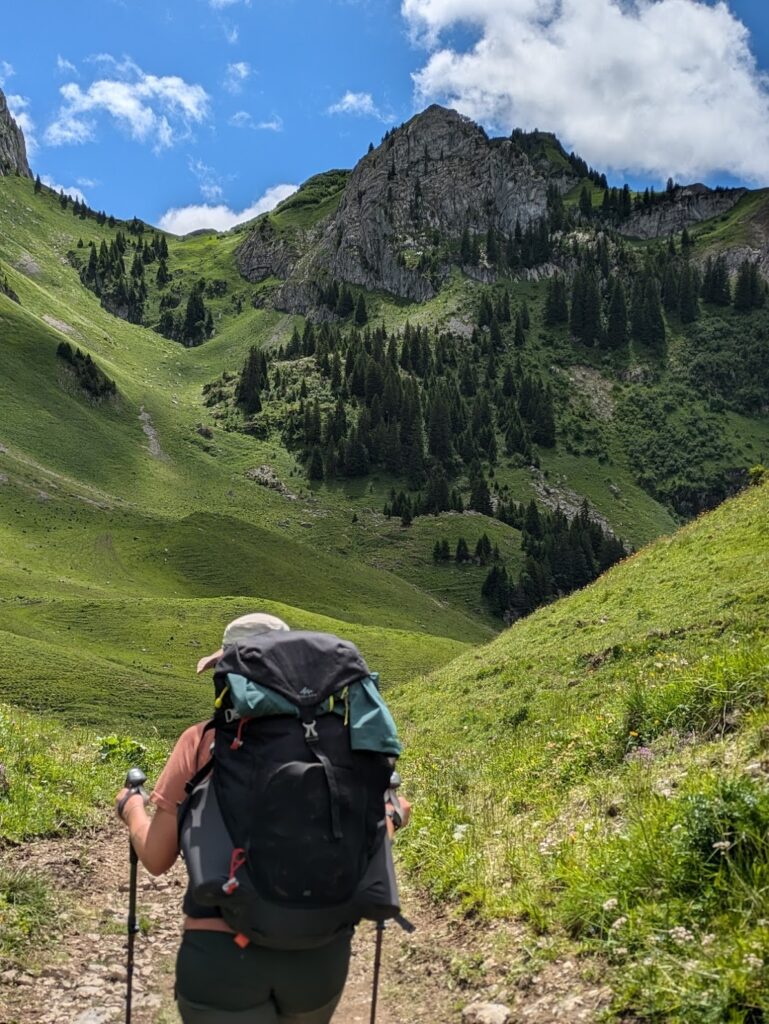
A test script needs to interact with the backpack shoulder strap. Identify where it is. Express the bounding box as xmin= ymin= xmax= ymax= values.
xmin=177 ymin=717 xmax=216 ymax=835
